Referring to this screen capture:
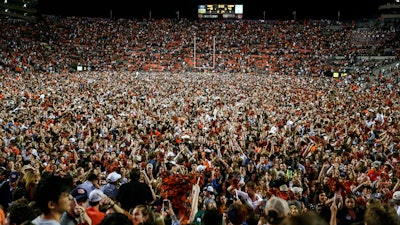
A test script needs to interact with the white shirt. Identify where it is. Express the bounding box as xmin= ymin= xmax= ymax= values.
xmin=236 ymin=189 xmax=264 ymax=211
xmin=32 ymin=215 xmax=60 ymax=225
